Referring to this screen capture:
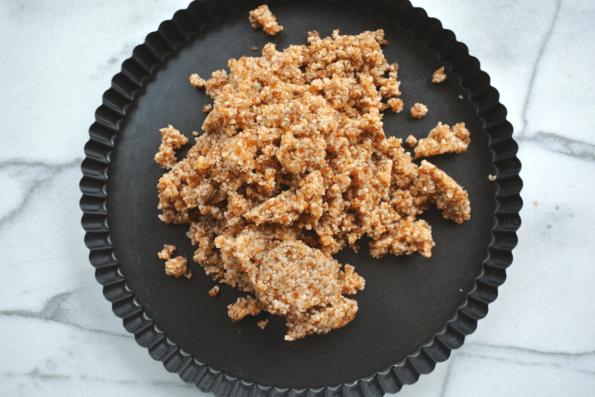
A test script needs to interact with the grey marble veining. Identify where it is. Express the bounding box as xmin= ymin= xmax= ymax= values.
xmin=1 ymin=0 xmax=594 ymax=396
